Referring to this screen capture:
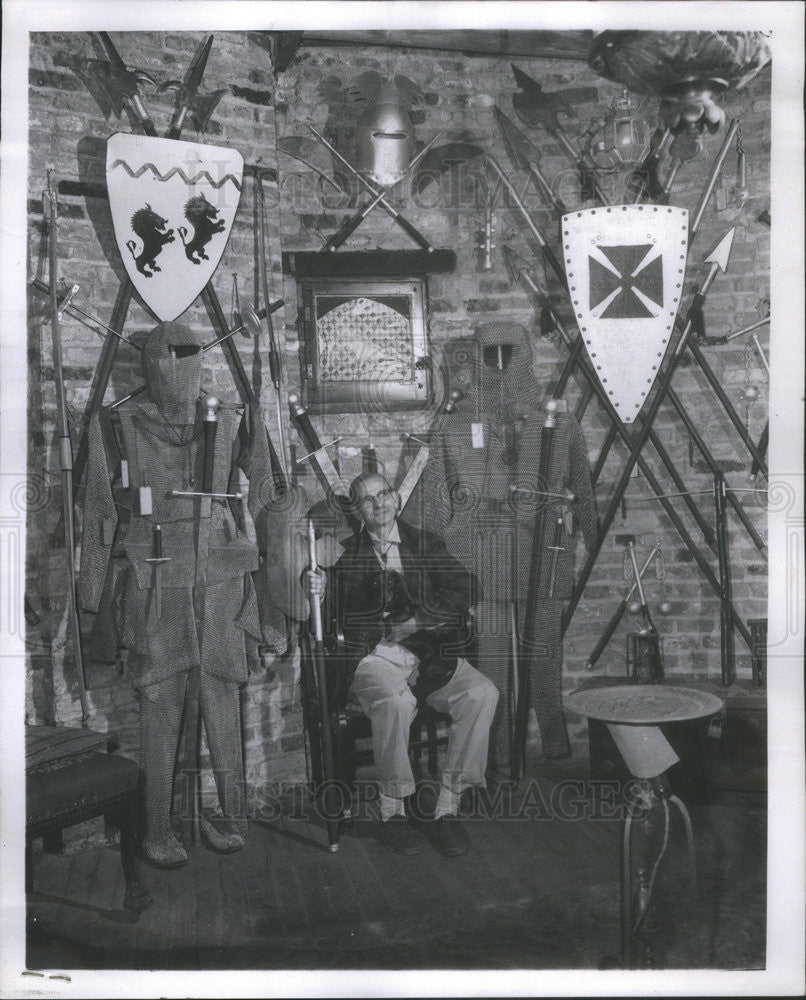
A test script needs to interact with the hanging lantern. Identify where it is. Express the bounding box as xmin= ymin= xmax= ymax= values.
xmin=596 ymin=87 xmax=651 ymax=166
xmin=588 ymin=31 xmax=771 ymax=153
